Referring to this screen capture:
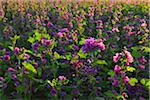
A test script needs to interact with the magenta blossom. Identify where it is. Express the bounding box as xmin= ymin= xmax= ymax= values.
xmin=138 ymin=65 xmax=145 ymax=69
xmin=138 ymin=56 xmax=147 ymax=65
xmin=97 ymin=42 xmax=105 ymax=50
xmin=8 ymin=67 xmax=16 ymax=72
xmin=124 ymin=50 xmax=133 ymax=63
xmin=14 ymin=47 xmax=20 ymax=54
xmin=114 ymin=65 xmax=121 ymax=74
xmin=113 ymin=53 xmax=122 ymax=63
xmin=123 ymin=76 xmax=130 ymax=83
